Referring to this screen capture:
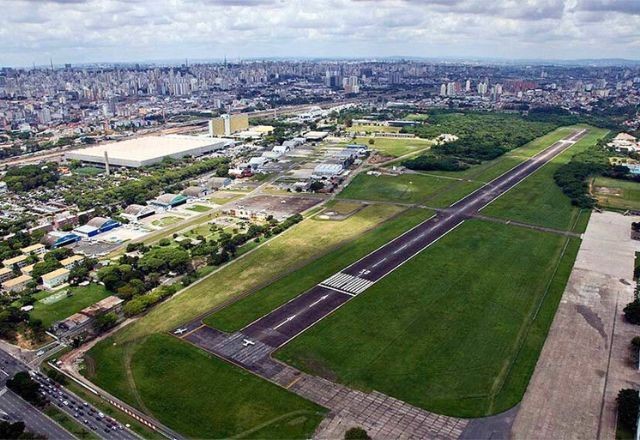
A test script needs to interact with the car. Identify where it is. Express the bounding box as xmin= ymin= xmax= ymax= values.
xmin=83 ymin=419 xmax=89 ymax=424
xmin=104 ymin=428 xmax=110 ymax=433
xmin=63 ymin=401 xmax=69 ymax=406
xmin=90 ymin=425 xmax=97 ymax=431
xmin=36 ymin=350 xmax=45 ymax=356
xmin=98 ymin=412 xmax=104 ymax=418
